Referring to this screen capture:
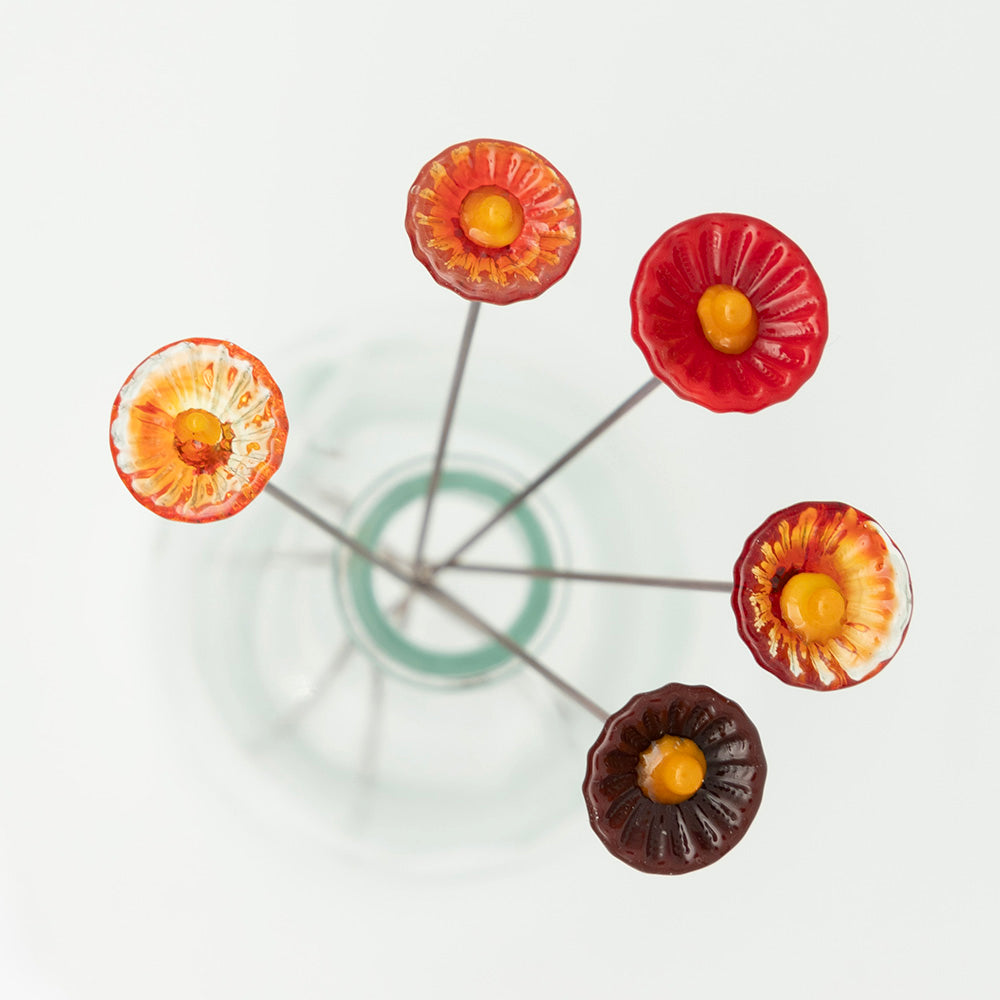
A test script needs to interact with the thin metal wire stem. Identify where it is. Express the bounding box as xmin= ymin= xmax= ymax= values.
xmin=265 ymin=482 xmax=412 ymax=582
xmin=434 ymin=377 xmax=661 ymax=570
xmin=448 ymin=562 xmax=733 ymax=593
xmin=420 ymin=580 xmax=609 ymax=721
xmin=413 ymin=300 xmax=480 ymax=570
xmin=264 ymin=481 xmax=608 ymax=720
